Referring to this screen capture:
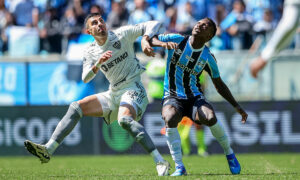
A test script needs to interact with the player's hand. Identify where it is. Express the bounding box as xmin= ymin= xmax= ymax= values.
xmin=162 ymin=42 xmax=178 ymax=49
xmin=97 ymin=51 xmax=112 ymax=65
xmin=235 ymin=105 xmax=248 ymax=124
xmin=250 ymin=57 xmax=267 ymax=78
xmin=141 ymin=36 xmax=155 ymax=57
